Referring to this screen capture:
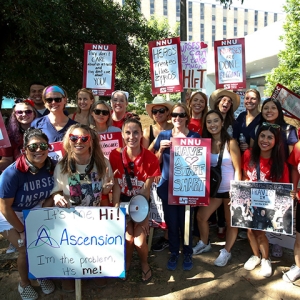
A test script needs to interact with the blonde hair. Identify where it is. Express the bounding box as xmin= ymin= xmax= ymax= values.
xmin=76 ymin=88 xmax=95 ymax=113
